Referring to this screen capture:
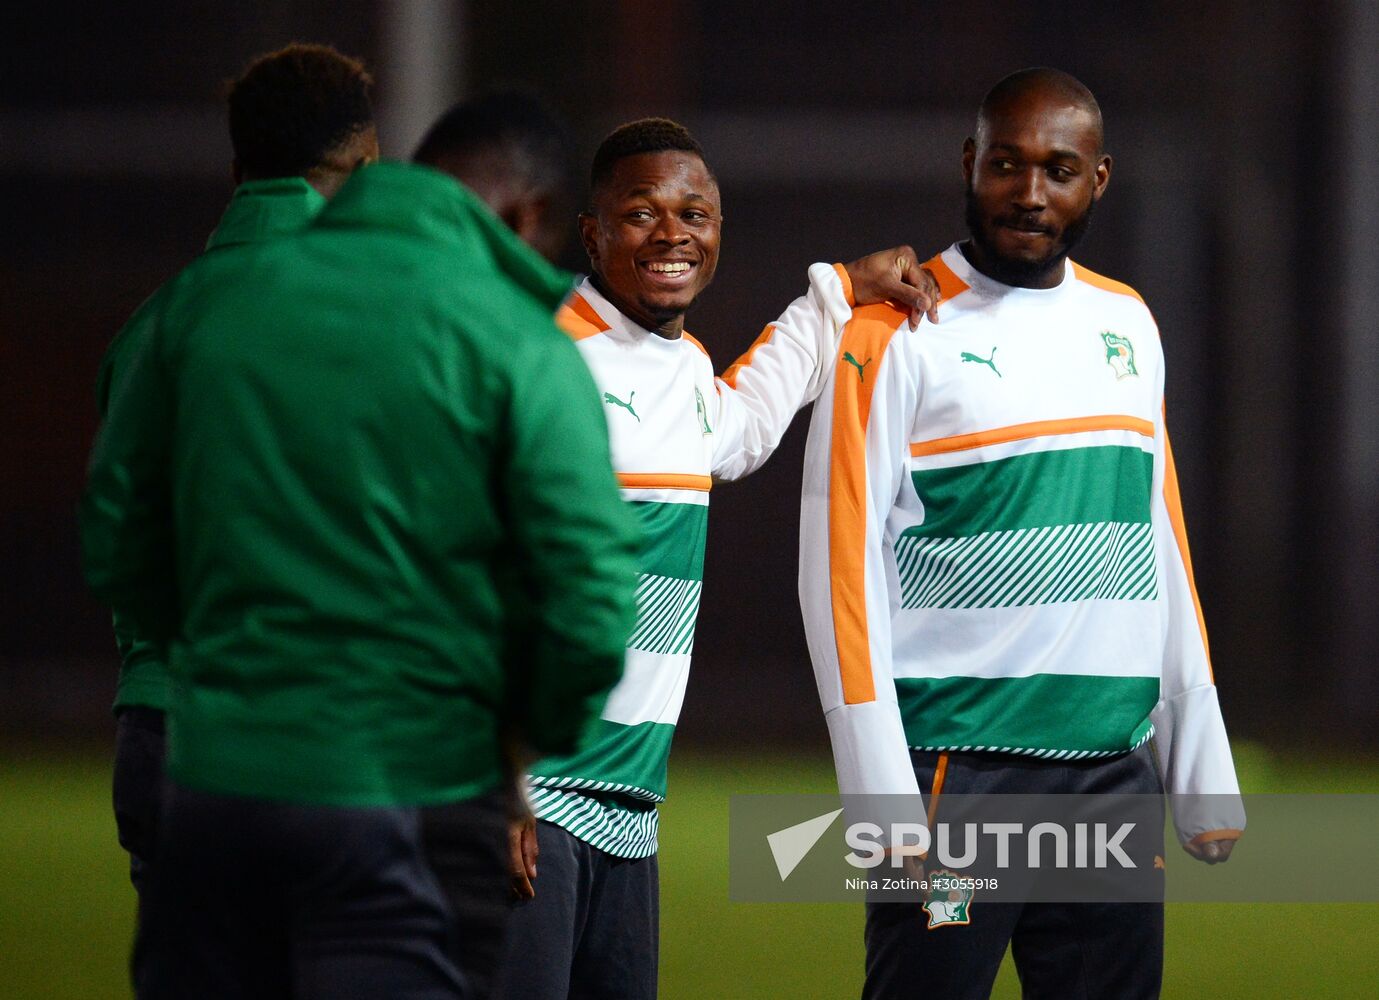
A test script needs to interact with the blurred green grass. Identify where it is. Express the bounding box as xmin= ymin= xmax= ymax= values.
xmin=1 ymin=742 xmax=1376 ymax=999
